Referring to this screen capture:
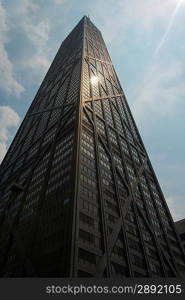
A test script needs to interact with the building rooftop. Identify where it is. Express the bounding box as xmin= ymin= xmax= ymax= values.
xmin=175 ymin=218 xmax=185 ymax=225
